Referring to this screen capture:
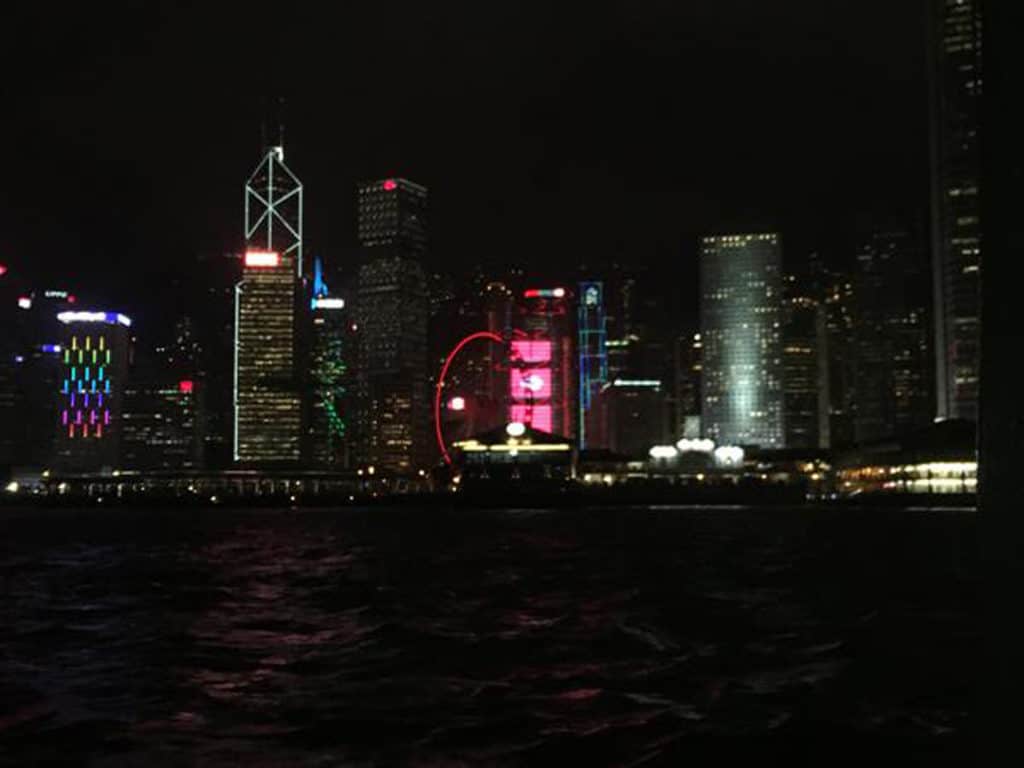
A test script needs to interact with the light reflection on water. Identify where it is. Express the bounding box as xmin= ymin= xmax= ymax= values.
xmin=0 ymin=504 xmax=976 ymax=765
